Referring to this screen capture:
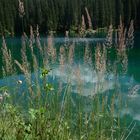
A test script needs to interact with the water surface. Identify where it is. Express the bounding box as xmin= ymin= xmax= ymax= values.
xmin=0 ymin=33 xmax=140 ymax=139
